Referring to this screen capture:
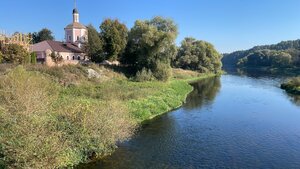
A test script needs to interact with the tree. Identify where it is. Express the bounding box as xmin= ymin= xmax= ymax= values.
xmin=30 ymin=52 xmax=37 ymax=64
xmin=174 ymin=37 xmax=222 ymax=73
xmin=32 ymin=28 xmax=55 ymax=44
xmin=86 ymin=25 xmax=104 ymax=63
xmin=1 ymin=44 xmax=30 ymax=64
xmin=123 ymin=16 xmax=178 ymax=81
xmin=100 ymin=19 xmax=128 ymax=61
